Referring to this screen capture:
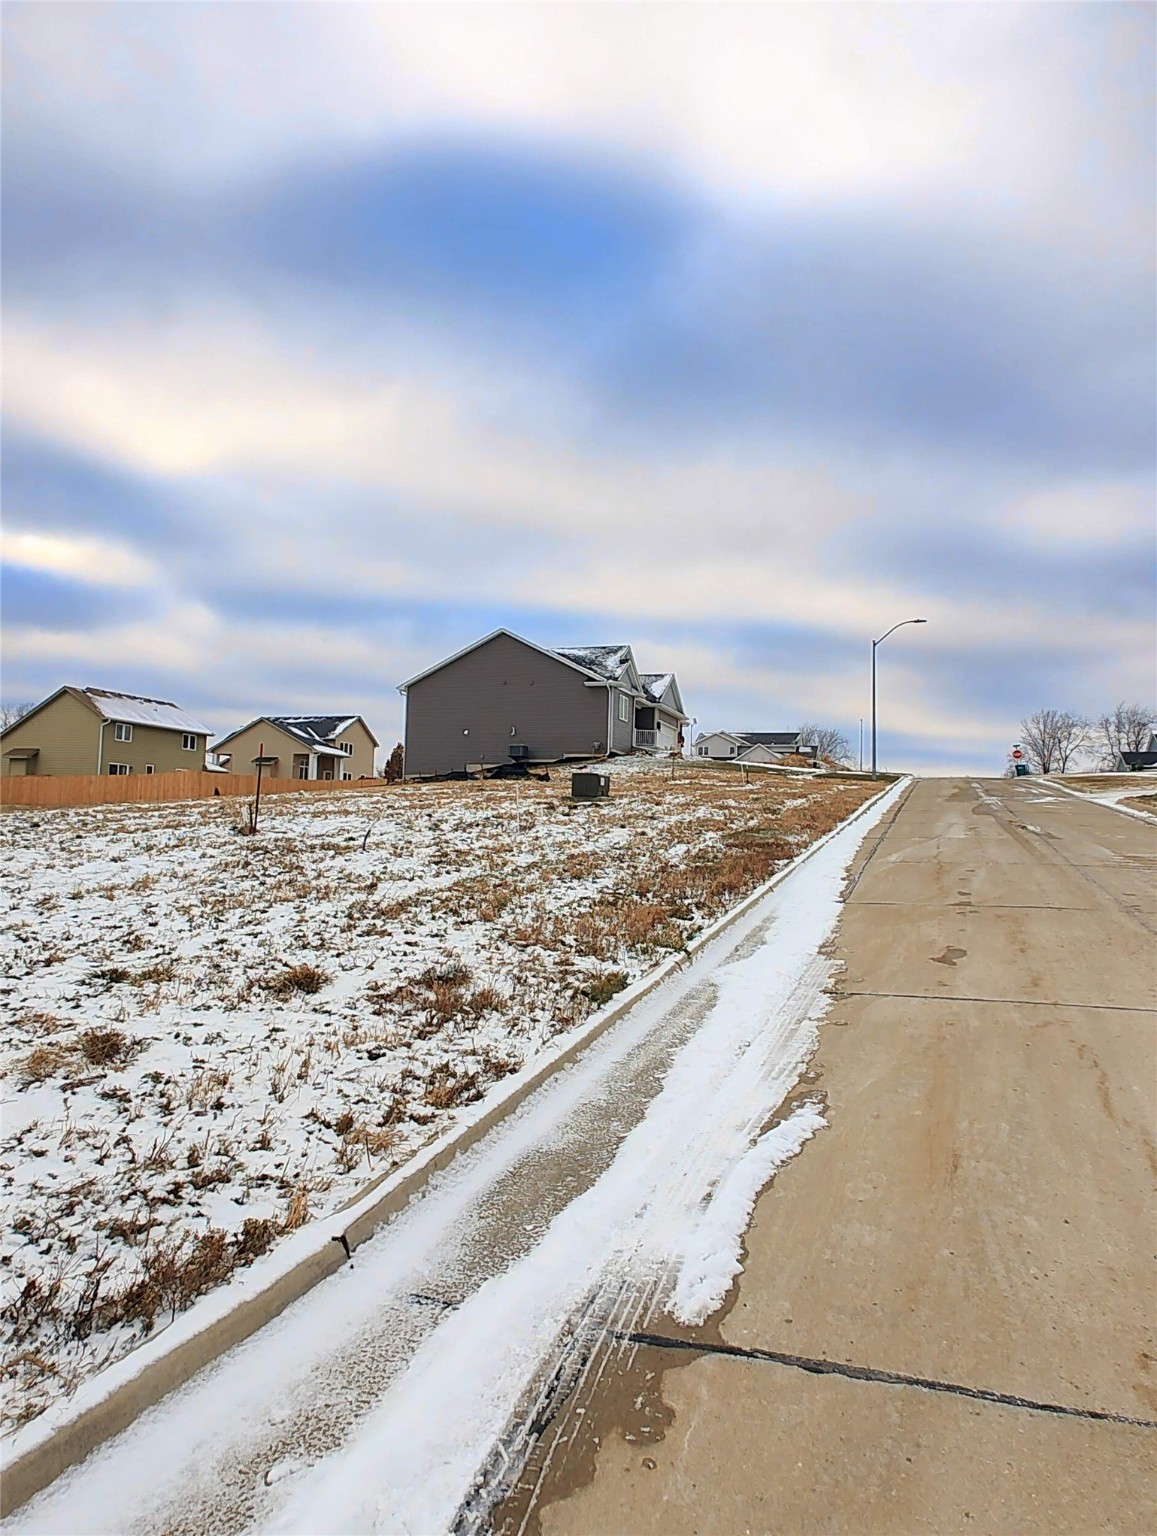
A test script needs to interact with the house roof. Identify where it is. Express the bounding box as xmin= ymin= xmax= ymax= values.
xmin=82 ymin=688 xmax=212 ymax=735
xmin=552 ymin=645 xmax=634 ymax=682
xmin=639 ymin=673 xmax=674 ymax=703
xmin=1119 ymin=751 xmax=1157 ymax=769
xmin=268 ymin=715 xmax=359 ymax=748
xmin=695 ymin=730 xmax=748 ymax=745
xmin=216 ymin=714 xmax=378 ymax=752
xmin=736 ymin=731 xmax=803 ymax=748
